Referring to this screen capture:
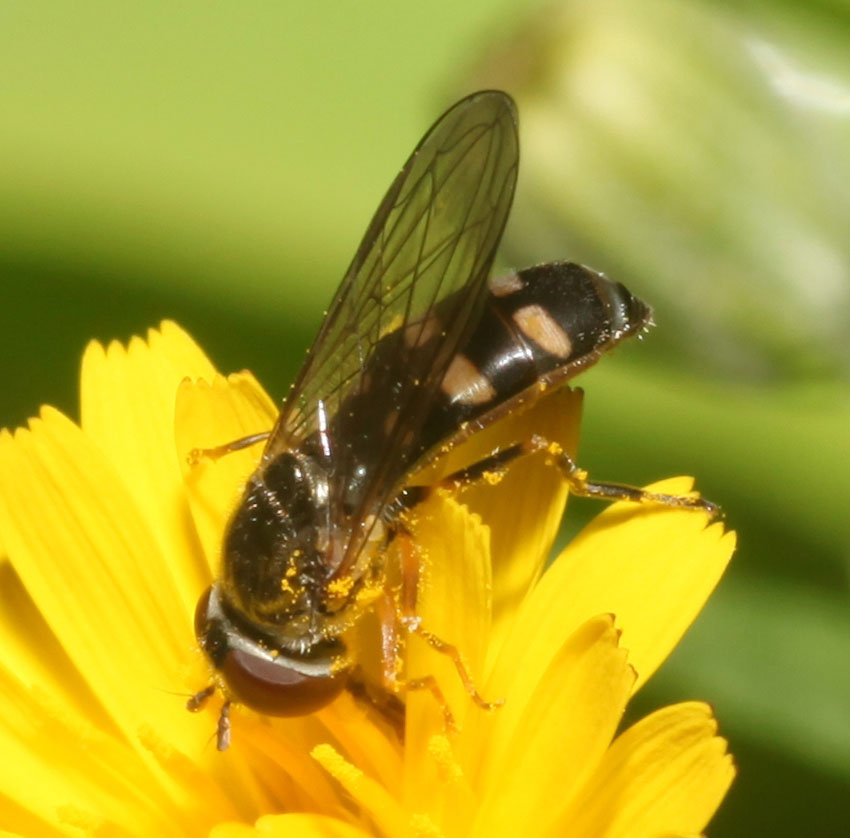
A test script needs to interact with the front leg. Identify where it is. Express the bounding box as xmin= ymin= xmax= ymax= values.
xmin=373 ymin=529 xmax=503 ymax=726
xmin=397 ymin=532 xmax=503 ymax=713
xmin=374 ymin=588 xmax=459 ymax=732
xmin=391 ymin=436 xmax=719 ymax=517
xmin=187 ymin=430 xmax=271 ymax=465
